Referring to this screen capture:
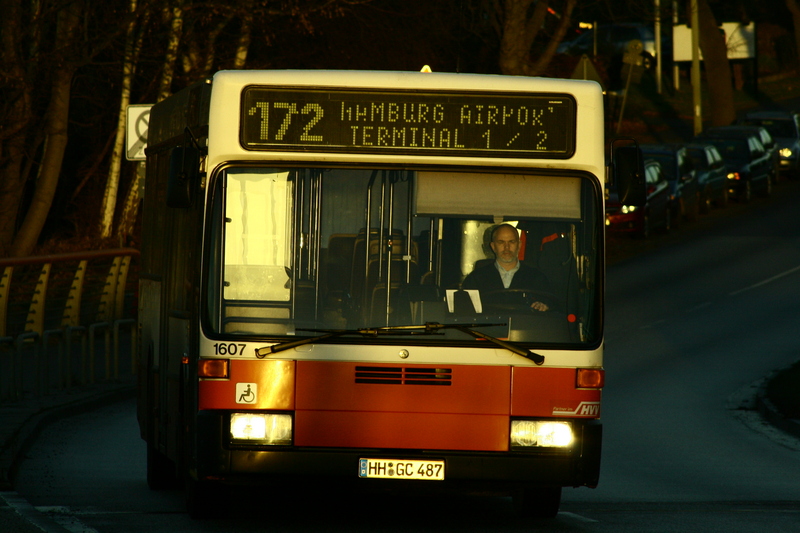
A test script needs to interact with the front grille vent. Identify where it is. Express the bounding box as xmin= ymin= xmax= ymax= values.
xmin=355 ymin=366 xmax=452 ymax=386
